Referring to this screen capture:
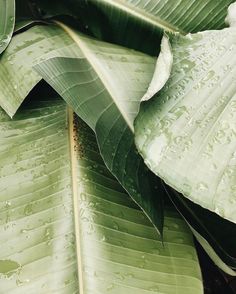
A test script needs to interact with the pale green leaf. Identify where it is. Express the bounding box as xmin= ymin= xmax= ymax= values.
xmin=0 ymin=0 xmax=15 ymax=54
xmin=0 ymin=98 xmax=78 ymax=292
xmin=225 ymin=2 xmax=236 ymax=27
xmin=141 ymin=35 xmax=173 ymax=102
xmin=0 ymin=95 xmax=203 ymax=293
xmin=135 ymin=22 xmax=236 ymax=223
xmin=0 ymin=25 xmax=72 ymax=117
xmin=0 ymin=23 xmax=165 ymax=234
xmin=12 ymin=23 xmax=165 ymax=234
